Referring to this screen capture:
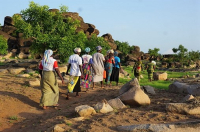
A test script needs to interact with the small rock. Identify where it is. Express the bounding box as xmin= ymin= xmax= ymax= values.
xmin=29 ymin=79 xmax=40 ymax=87
xmin=94 ymin=100 xmax=114 ymax=113
xmin=182 ymin=94 xmax=194 ymax=103
xmin=108 ymin=98 xmax=126 ymax=109
xmin=71 ymin=117 xmax=84 ymax=121
xmin=75 ymin=105 xmax=96 ymax=117
xmin=17 ymin=74 xmax=30 ymax=78
xmin=53 ymin=124 xmax=65 ymax=132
